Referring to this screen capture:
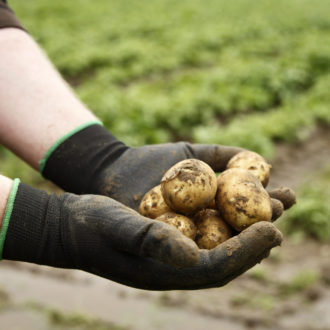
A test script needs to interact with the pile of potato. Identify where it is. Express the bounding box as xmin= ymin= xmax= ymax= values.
xmin=139 ymin=151 xmax=285 ymax=250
